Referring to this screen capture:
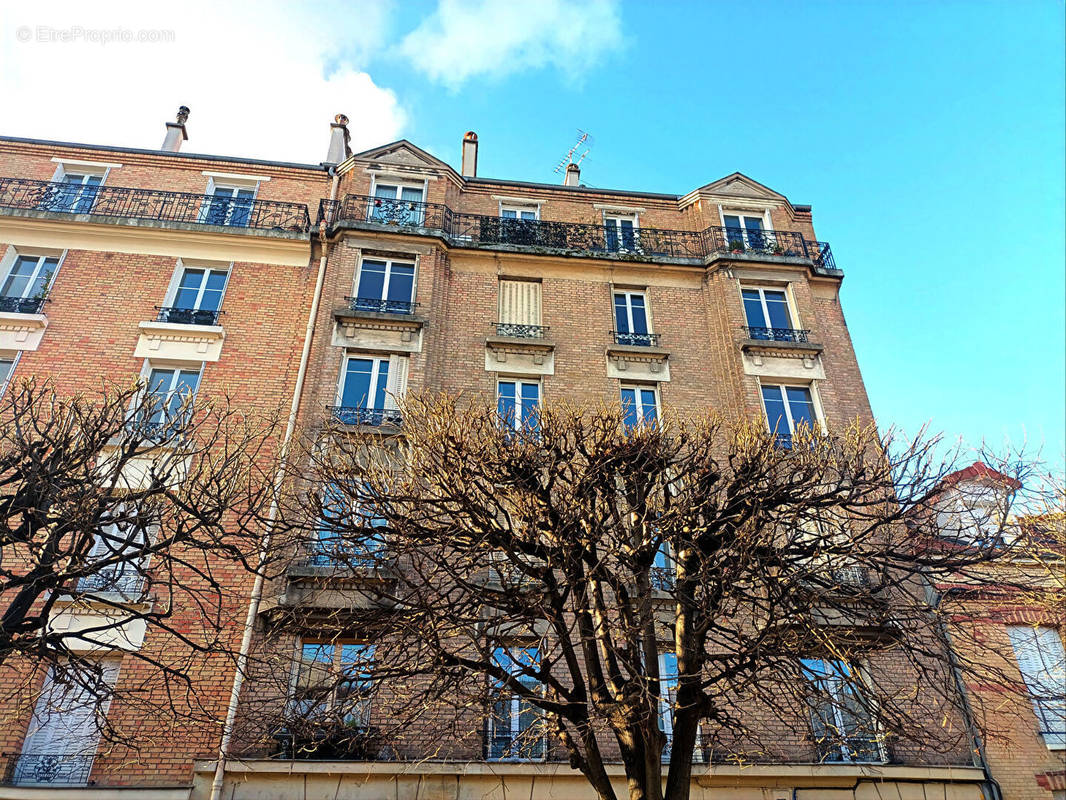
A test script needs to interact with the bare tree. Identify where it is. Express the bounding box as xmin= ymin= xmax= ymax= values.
xmin=0 ymin=379 xmax=283 ymax=747
xmin=262 ymin=394 xmax=1051 ymax=800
